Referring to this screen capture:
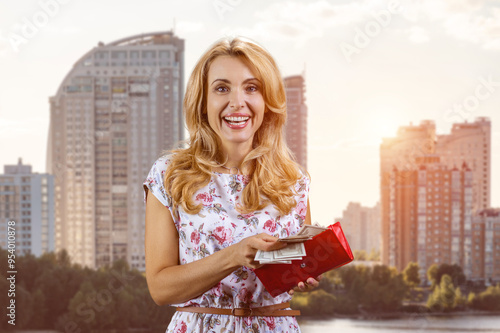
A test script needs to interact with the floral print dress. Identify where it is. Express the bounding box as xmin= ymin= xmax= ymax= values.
xmin=143 ymin=155 xmax=310 ymax=333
